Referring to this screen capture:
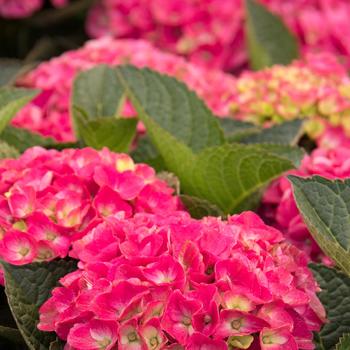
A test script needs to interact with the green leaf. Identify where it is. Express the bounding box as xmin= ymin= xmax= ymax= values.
xmin=116 ymin=66 xmax=295 ymax=213
xmin=116 ymin=65 xmax=224 ymax=152
xmin=180 ymin=195 xmax=224 ymax=219
xmin=289 ymin=176 xmax=350 ymax=276
xmin=1 ymin=126 xmax=54 ymax=152
xmin=336 ymin=334 xmax=350 ymax=350
xmin=130 ymin=136 xmax=165 ymax=172
xmin=71 ymin=65 xmax=136 ymax=151
xmin=0 ymin=88 xmax=39 ymax=133
xmin=240 ymin=119 xmax=304 ymax=146
xmin=310 ymin=264 xmax=350 ymax=349
xmin=0 ymin=325 xmax=25 ymax=345
xmin=2 ymin=258 xmax=77 ymax=350
xmin=71 ymin=65 xmax=126 ymax=137
xmin=0 ymin=140 xmax=19 ymax=159
xmin=77 ymin=116 xmax=137 ymax=152
xmin=245 ymin=0 xmax=299 ymax=69
xmin=188 ymin=144 xmax=294 ymax=213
